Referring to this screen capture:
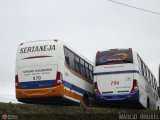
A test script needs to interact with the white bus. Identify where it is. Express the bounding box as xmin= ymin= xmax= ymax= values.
xmin=94 ymin=48 xmax=159 ymax=109
xmin=15 ymin=39 xmax=94 ymax=105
